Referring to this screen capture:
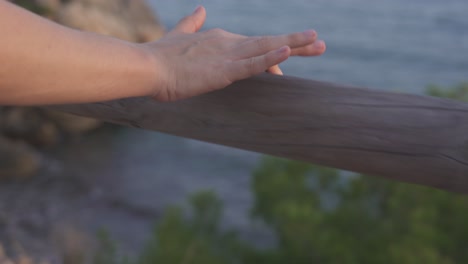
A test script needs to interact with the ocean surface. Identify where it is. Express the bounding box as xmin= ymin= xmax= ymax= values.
xmin=149 ymin=0 xmax=468 ymax=93
xmin=53 ymin=0 xmax=468 ymax=249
